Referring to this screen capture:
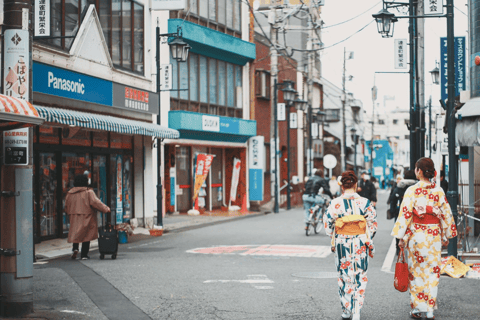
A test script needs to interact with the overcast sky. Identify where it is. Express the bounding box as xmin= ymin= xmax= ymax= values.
xmin=319 ymin=0 xmax=468 ymax=115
